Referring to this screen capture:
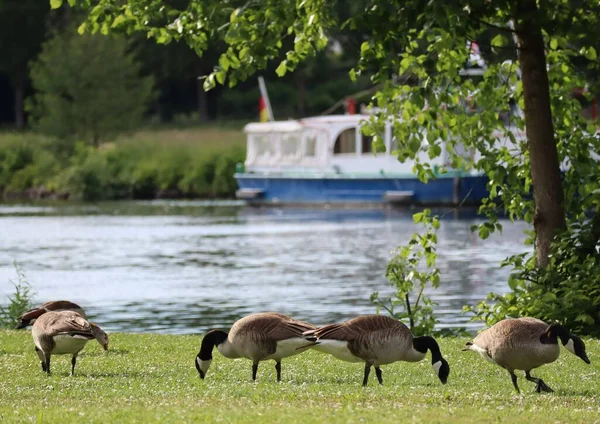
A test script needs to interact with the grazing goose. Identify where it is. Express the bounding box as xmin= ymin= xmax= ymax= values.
xmin=302 ymin=315 xmax=450 ymax=386
xmin=195 ymin=312 xmax=316 ymax=381
xmin=463 ymin=317 xmax=590 ymax=393
xmin=32 ymin=310 xmax=109 ymax=376
xmin=16 ymin=300 xmax=86 ymax=329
